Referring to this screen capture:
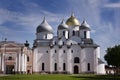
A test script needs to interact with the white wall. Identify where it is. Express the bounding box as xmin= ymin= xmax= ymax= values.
xmin=97 ymin=64 xmax=106 ymax=74
xmin=68 ymin=26 xmax=79 ymax=37
xmin=58 ymin=30 xmax=68 ymax=39
xmin=36 ymin=32 xmax=53 ymax=39
xmin=81 ymin=47 xmax=95 ymax=73
xmin=33 ymin=47 xmax=50 ymax=72
xmin=71 ymin=45 xmax=81 ymax=73
xmin=79 ymin=30 xmax=90 ymax=39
